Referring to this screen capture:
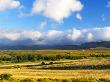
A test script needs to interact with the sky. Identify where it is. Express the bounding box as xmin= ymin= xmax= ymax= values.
xmin=0 ymin=0 xmax=110 ymax=45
